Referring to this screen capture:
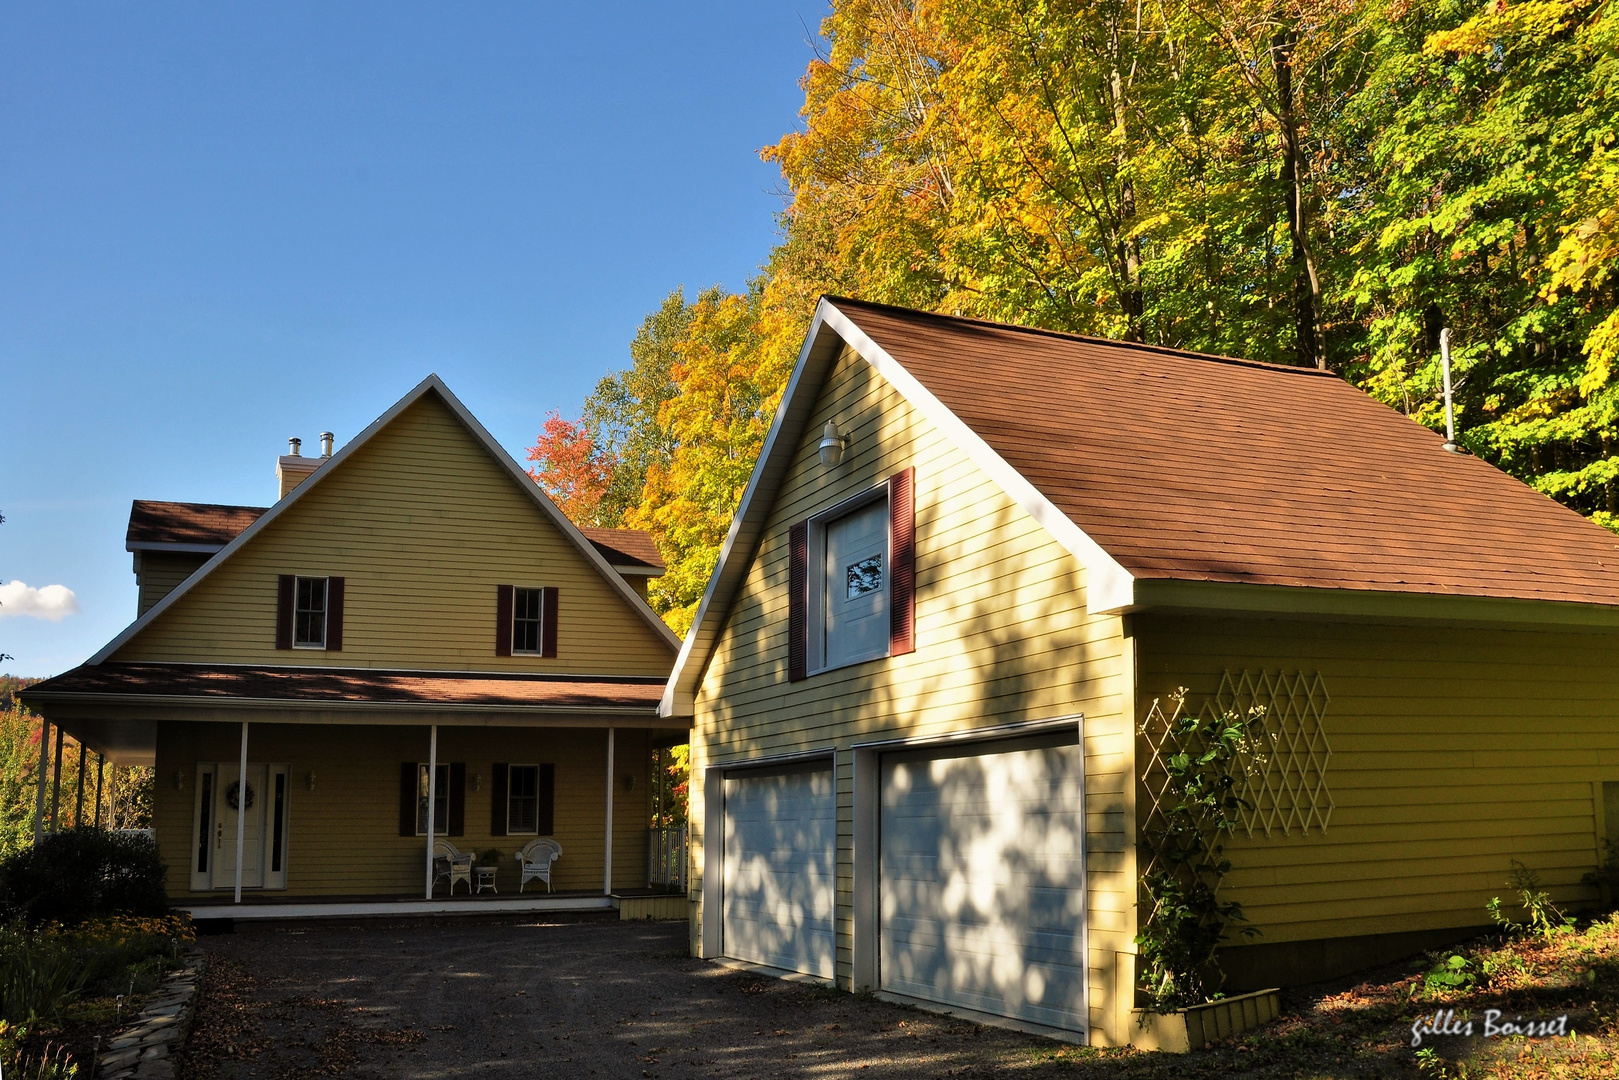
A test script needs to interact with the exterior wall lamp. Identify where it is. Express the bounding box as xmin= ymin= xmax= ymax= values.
xmin=173 ymin=770 xmax=185 ymax=791
xmin=306 ymin=771 xmax=317 ymax=791
xmin=819 ymin=421 xmax=846 ymax=468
